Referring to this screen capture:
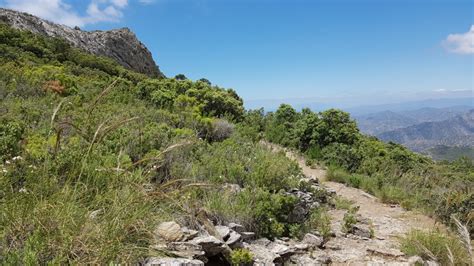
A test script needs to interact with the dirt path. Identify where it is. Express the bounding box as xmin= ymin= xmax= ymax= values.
xmin=266 ymin=142 xmax=442 ymax=265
